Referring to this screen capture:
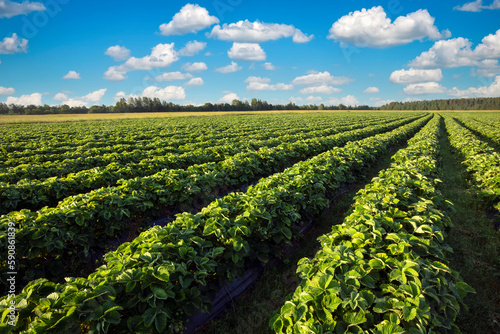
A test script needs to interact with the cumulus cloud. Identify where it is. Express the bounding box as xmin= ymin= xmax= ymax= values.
xmin=179 ymin=40 xmax=207 ymax=56
xmin=403 ymin=82 xmax=447 ymax=95
xmin=245 ymin=76 xmax=293 ymax=91
xmin=292 ymin=71 xmax=353 ymax=86
xmin=410 ymin=29 xmax=500 ymax=72
xmin=61 ymin=89 xmax=107 ymax=107
xmin=263 ymin=62 xmax=277 ymax=70
xmin=390 ymin=68 xmax=443 ymax=84
xmin=305 ymin=96 xmax=323 ymax=103
xmin=454 ymin=0 xmax=500 ymax=12
xmin=363 ymin=87 xmax=380 ymax=94
xmin=6 ymin=92 xmax=42 ymax=106
xmin=219 ymin=92 xmax=239 ymax=103
xmin=215 ymin=61 xmax=242 ymax=73
xmin=113 ymin=86 xmax=185 ymax=102
xmin=105 ymin=45 xmax=131 ymax=61
xmin=0 ymin=0 xmax=45 ymax=18
xmin=182 ymin=62 xmax=208 ymax=72
xmin=63 ymin=70 xmax=81 ymax=80
xmin=228 ymin=43 xmax=266 ymax=61
xmin=53 ymin=92 xmax=68 ymax=101
xmin=327 ymin=6 xmax=450 ymax=48
xmin=104 ymin=43 xmax=179 ymax=81
xmin=323 ymin=95 xmax=360 ymax=106
xmin=159 ymin=4 xmax=219 ymax=35
xmin=151 ymin=71 xmax=193 ymax=82
xmin=208 ymin=20 xmax=313 ymax=43
xmin=0 ymin=86 xmax=15 ymax=95
xmin=448 ymin=75 xmax=500 ymax=97
xmin=0 ymin=33 xmax=28 ymax=54
xmin=299 ymin=85 xmax=341 ymax=94
xmin=184 ymin=77 xmax=204 ymax=87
